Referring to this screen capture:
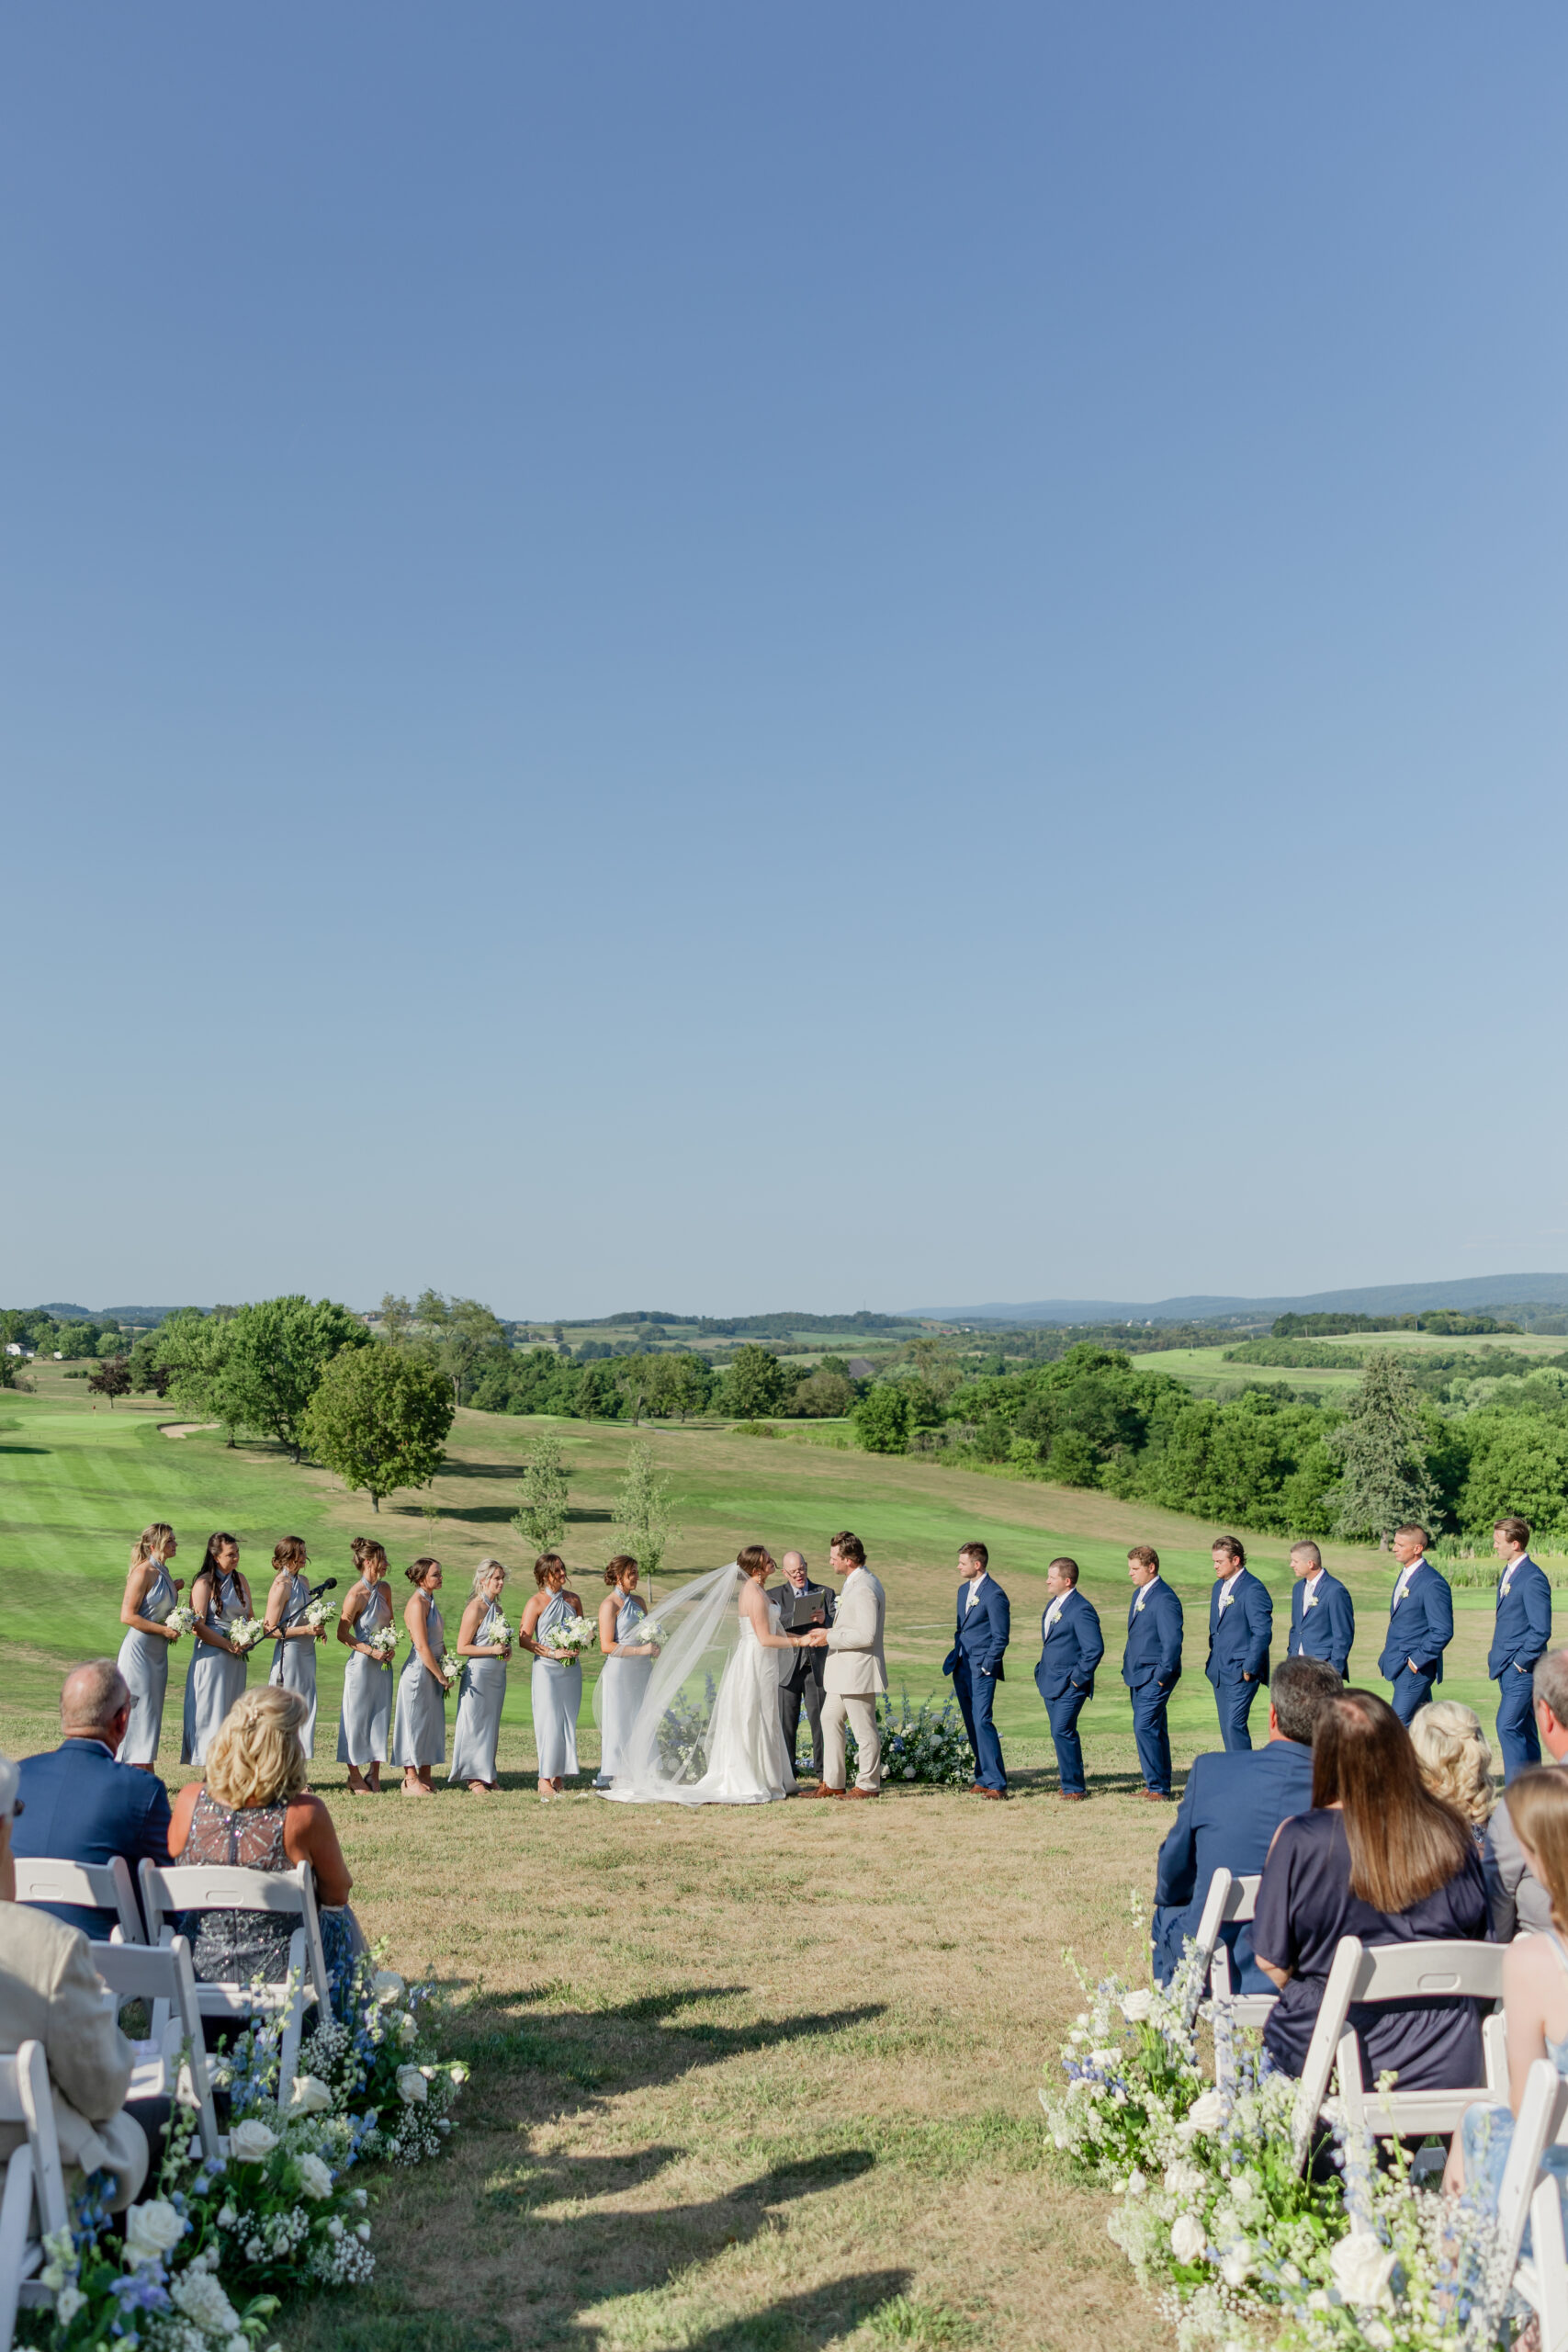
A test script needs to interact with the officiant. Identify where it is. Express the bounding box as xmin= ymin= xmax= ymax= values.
xmin=767 ymin=1550 xmax=836 ymax=1779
